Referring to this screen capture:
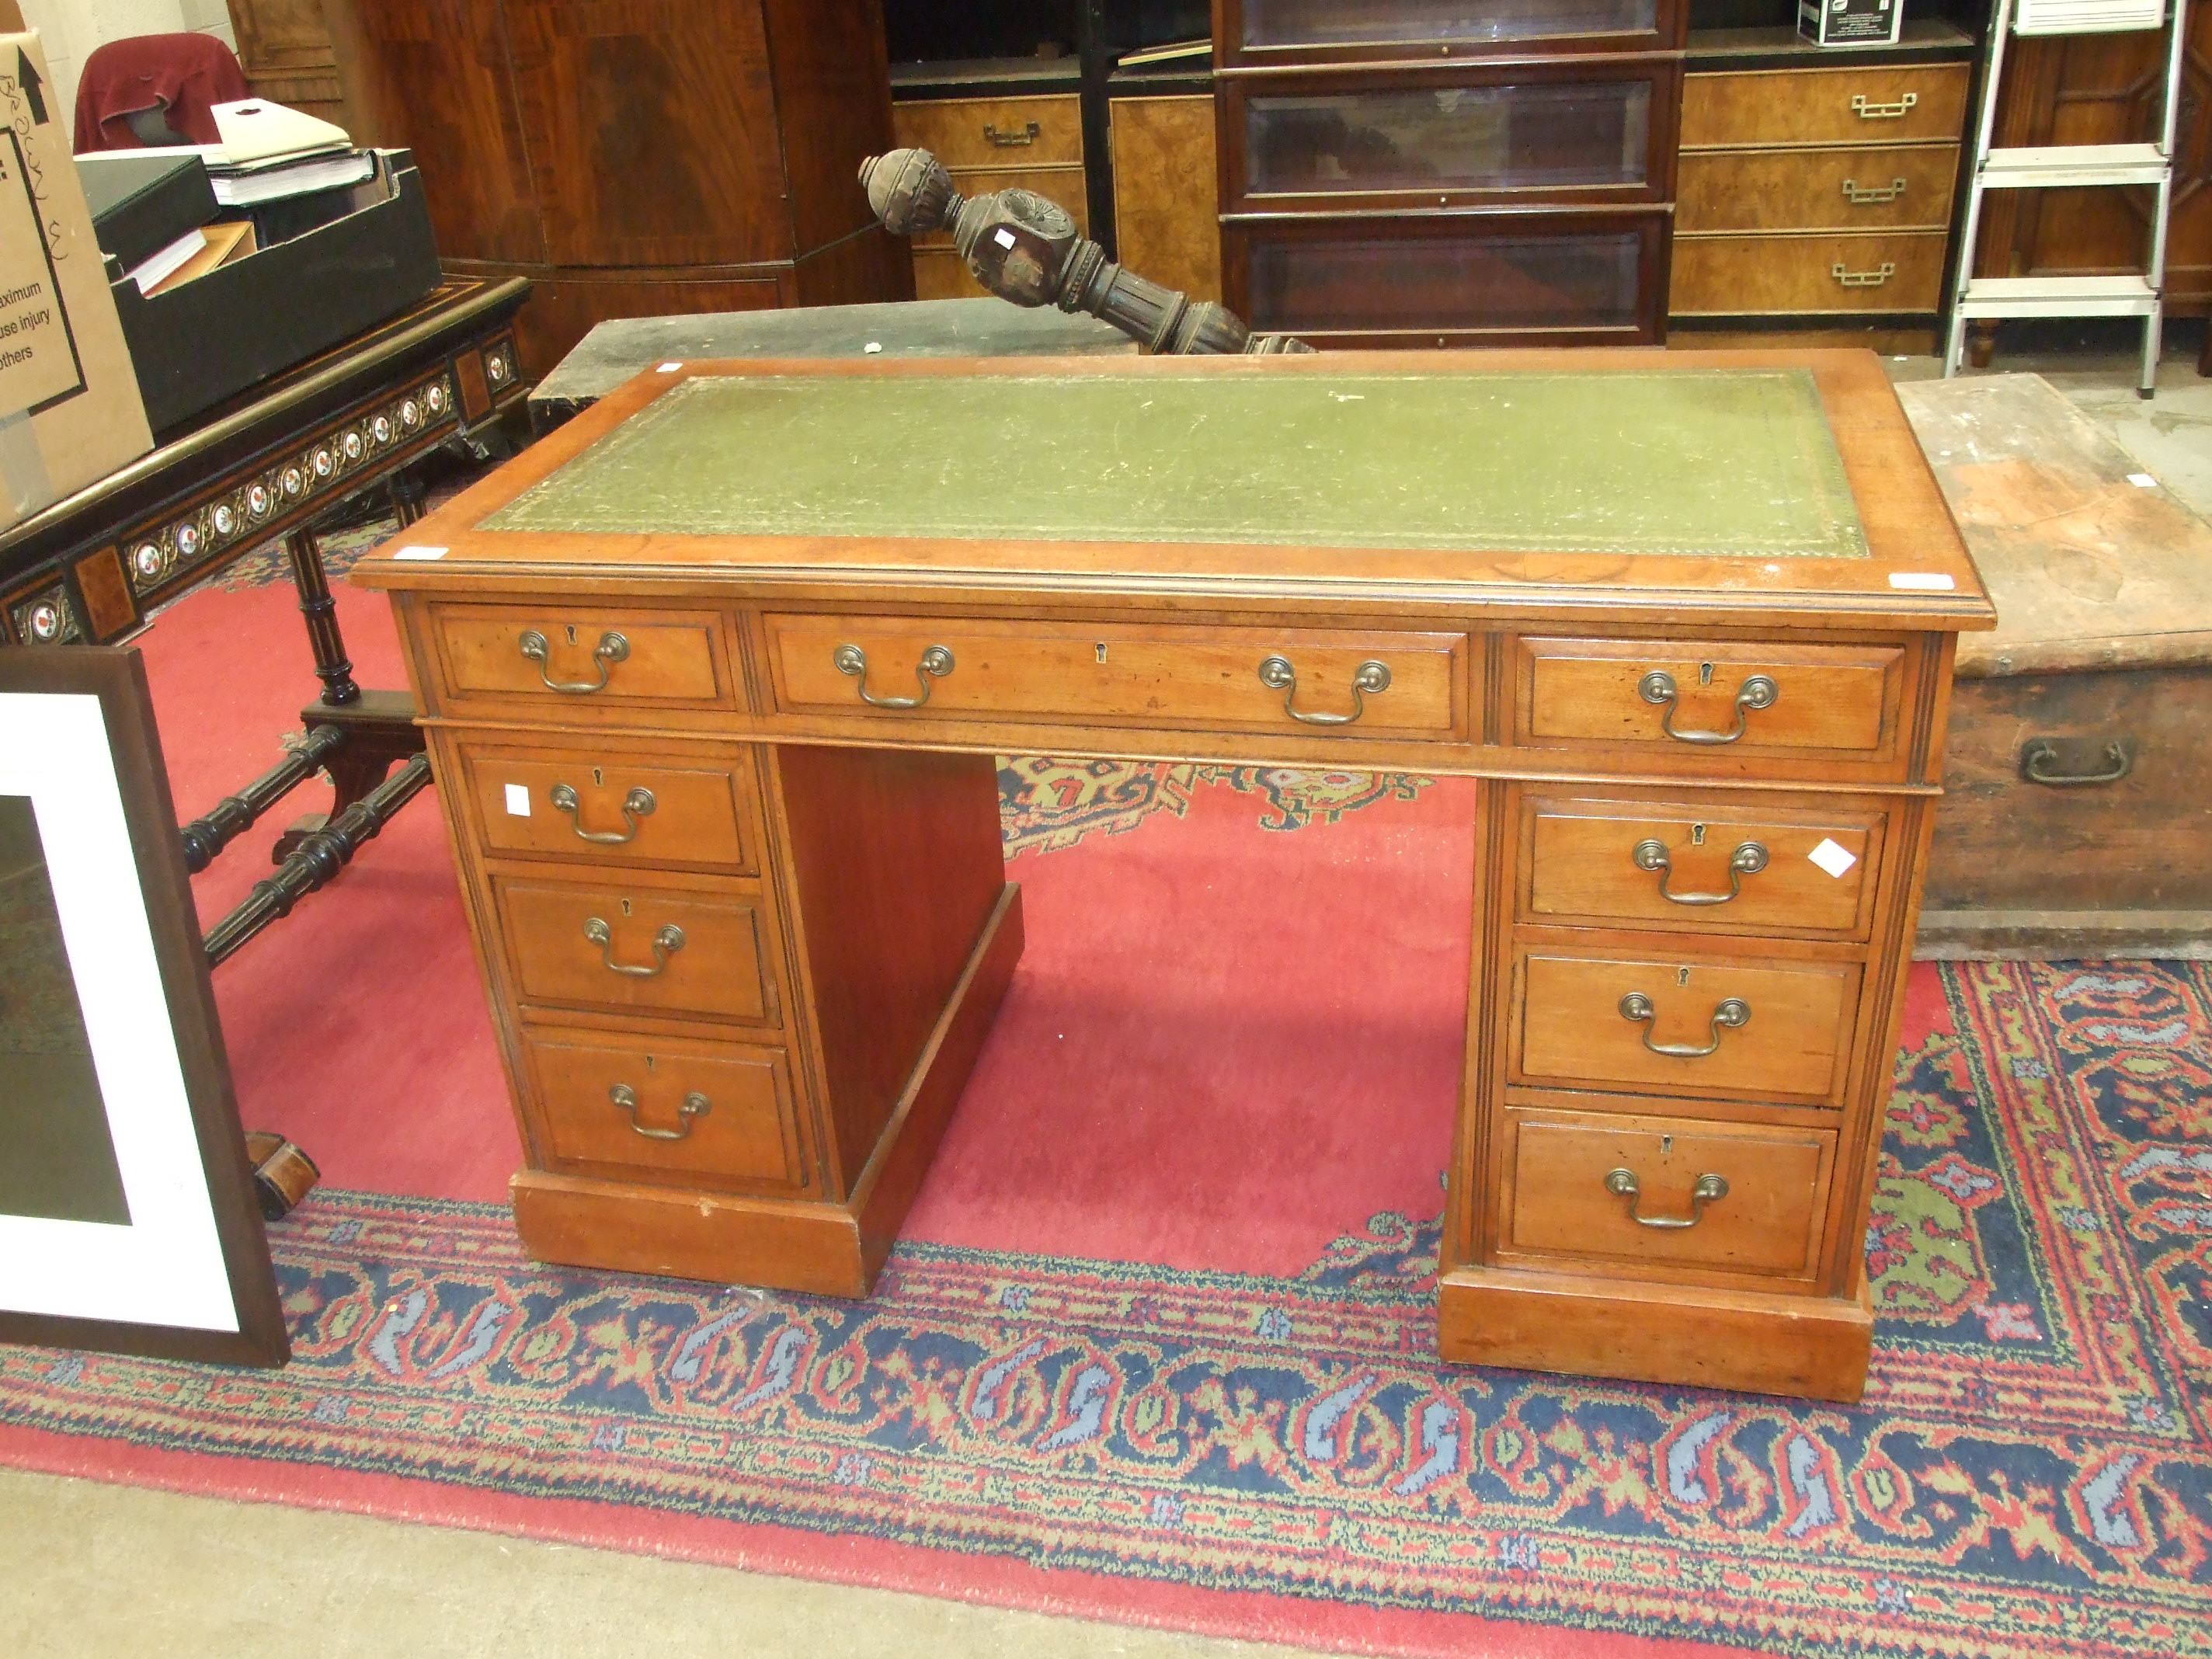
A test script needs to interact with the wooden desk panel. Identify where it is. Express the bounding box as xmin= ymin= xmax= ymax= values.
xmin=356 ymin=348 xmax=1992 ymax=1403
